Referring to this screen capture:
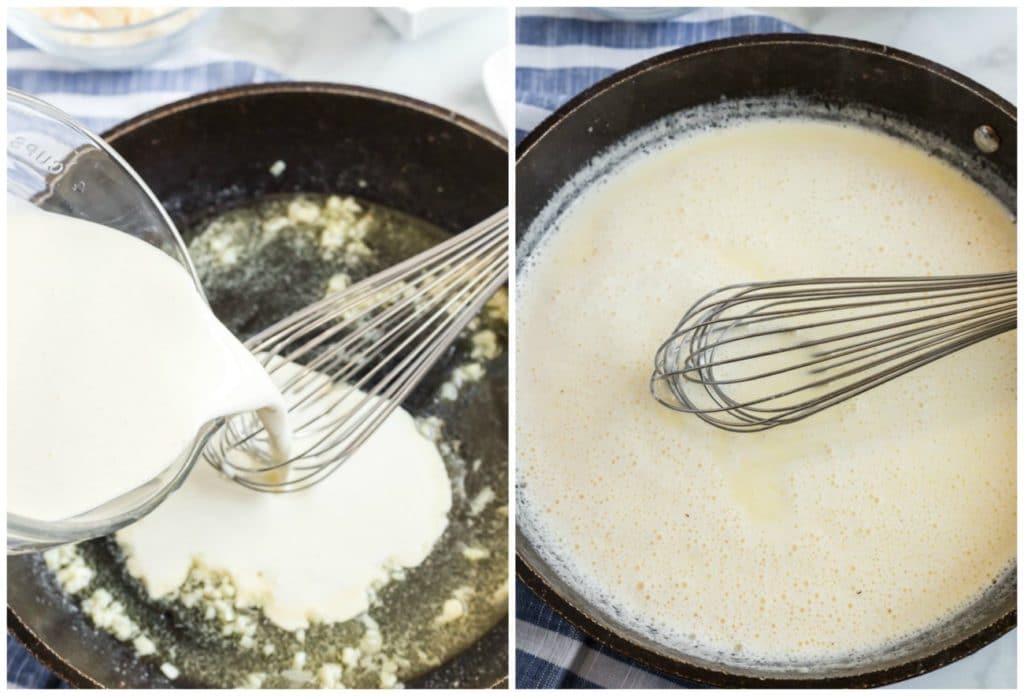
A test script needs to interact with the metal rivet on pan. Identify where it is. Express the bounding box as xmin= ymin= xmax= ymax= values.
xmin=973 ymin=125 xmax=1000 ymax=154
